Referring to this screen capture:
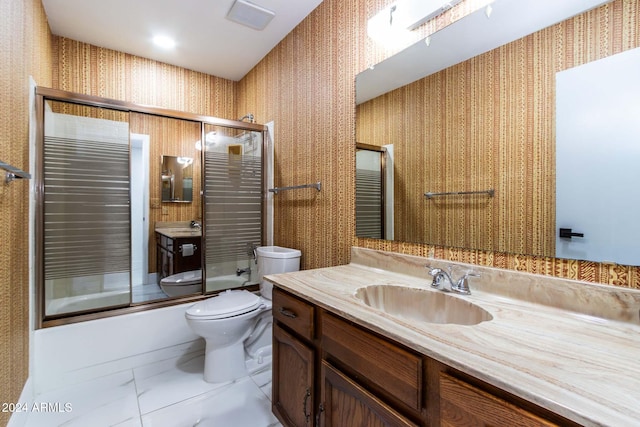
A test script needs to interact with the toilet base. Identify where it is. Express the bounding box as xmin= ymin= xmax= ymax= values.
xmin=203 ymin=340 xmax=247 ymax=383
